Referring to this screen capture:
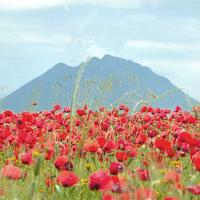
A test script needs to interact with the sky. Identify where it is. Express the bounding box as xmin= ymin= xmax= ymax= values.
xmin=0 ymin=0 xmax=200 ymax=101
